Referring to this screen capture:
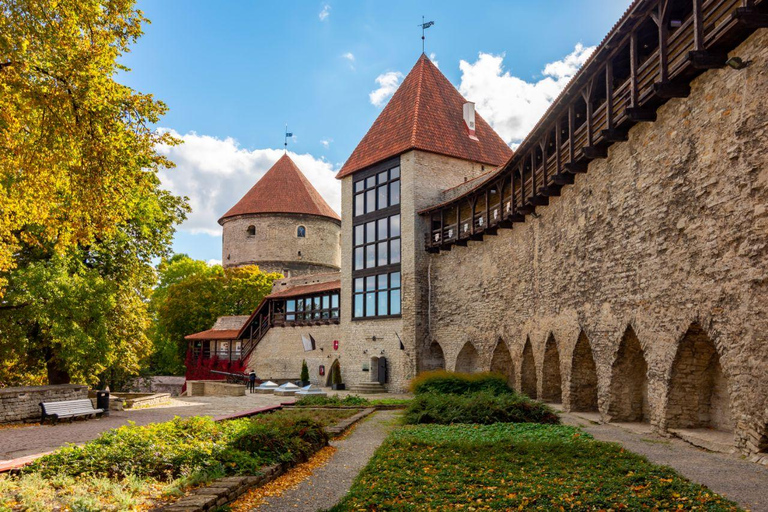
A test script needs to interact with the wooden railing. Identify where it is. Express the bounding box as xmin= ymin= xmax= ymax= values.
xmin=423 ymin=0 xmax=765 ymax=252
